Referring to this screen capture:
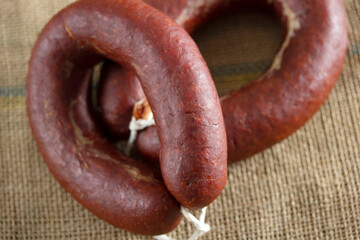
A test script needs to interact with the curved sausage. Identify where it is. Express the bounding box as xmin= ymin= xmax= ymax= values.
xmin=97 ymin=0 xmax=271 ymax=140
xmin=98 ymin=61 xmax=146 ymax=140
xmin=97 ymin=0 xmax=348 ymax=164
xmin=27 ymin=0 xmax=227 ymax=235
